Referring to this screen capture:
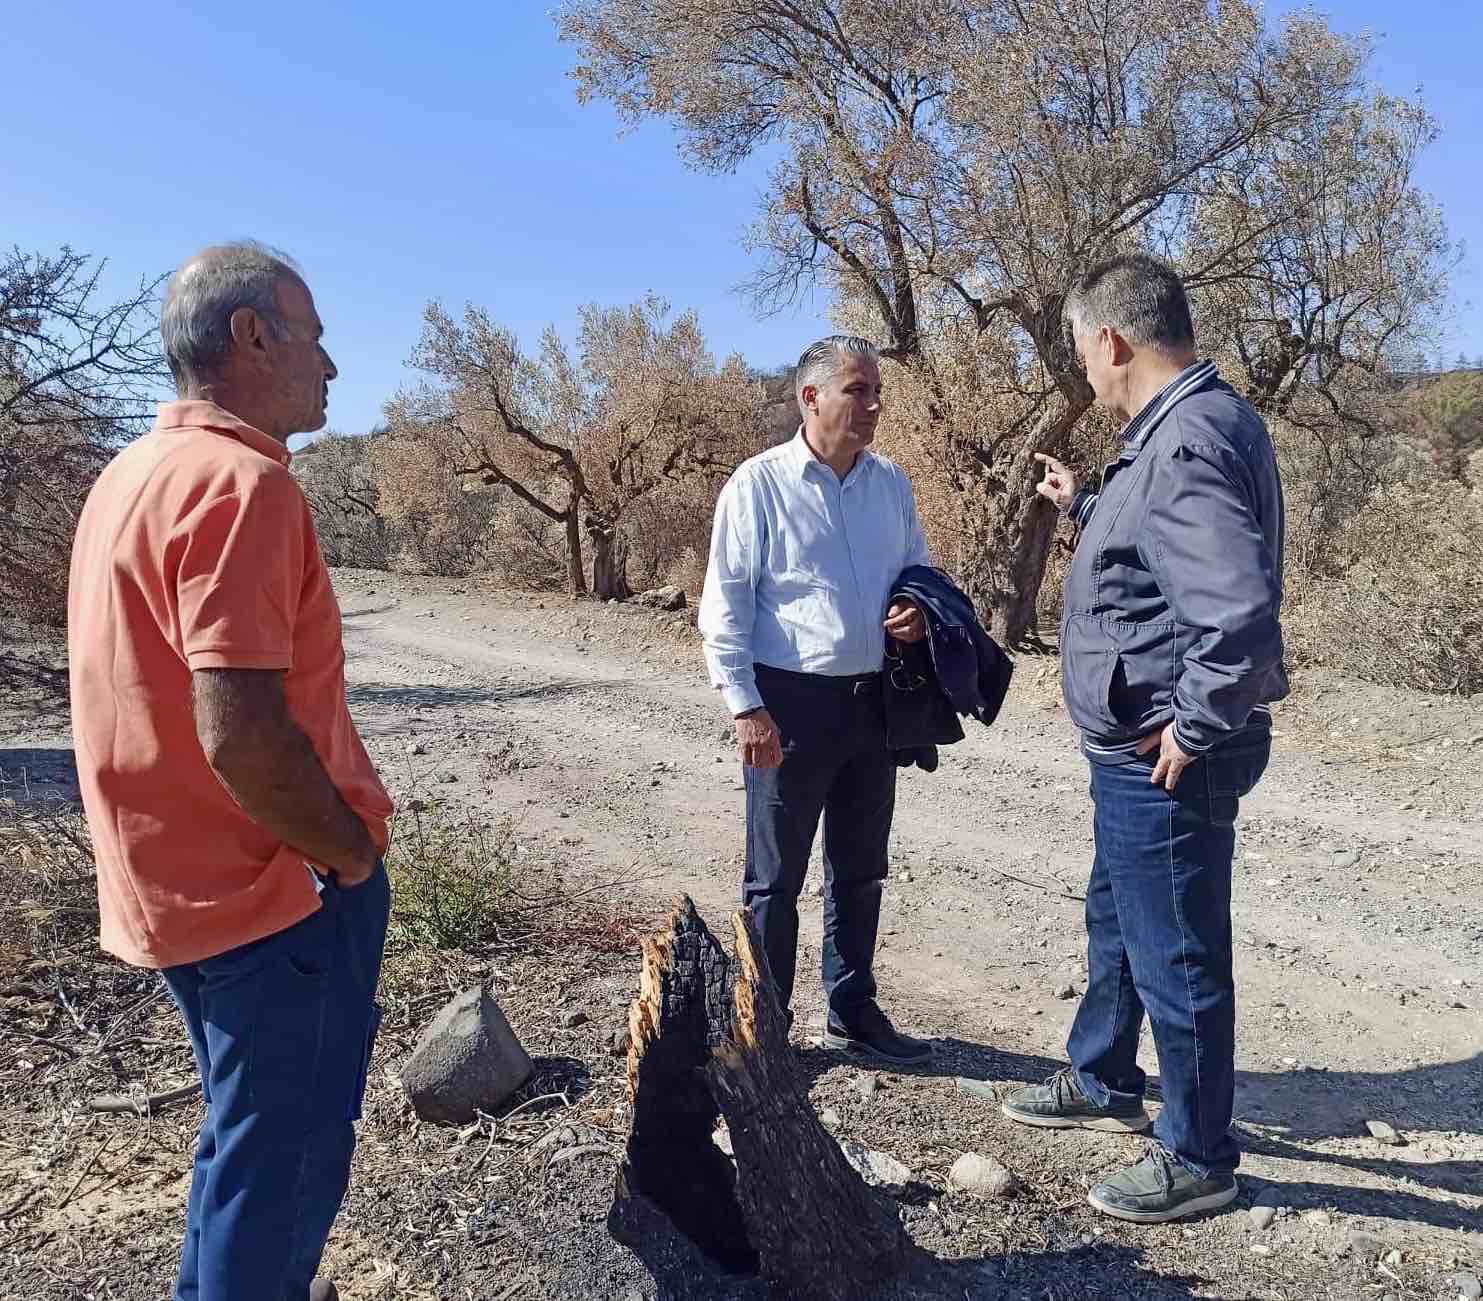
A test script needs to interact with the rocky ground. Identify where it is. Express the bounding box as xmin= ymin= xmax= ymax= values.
xmin=0 ymin=567 xmax=1479 ymax=1300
